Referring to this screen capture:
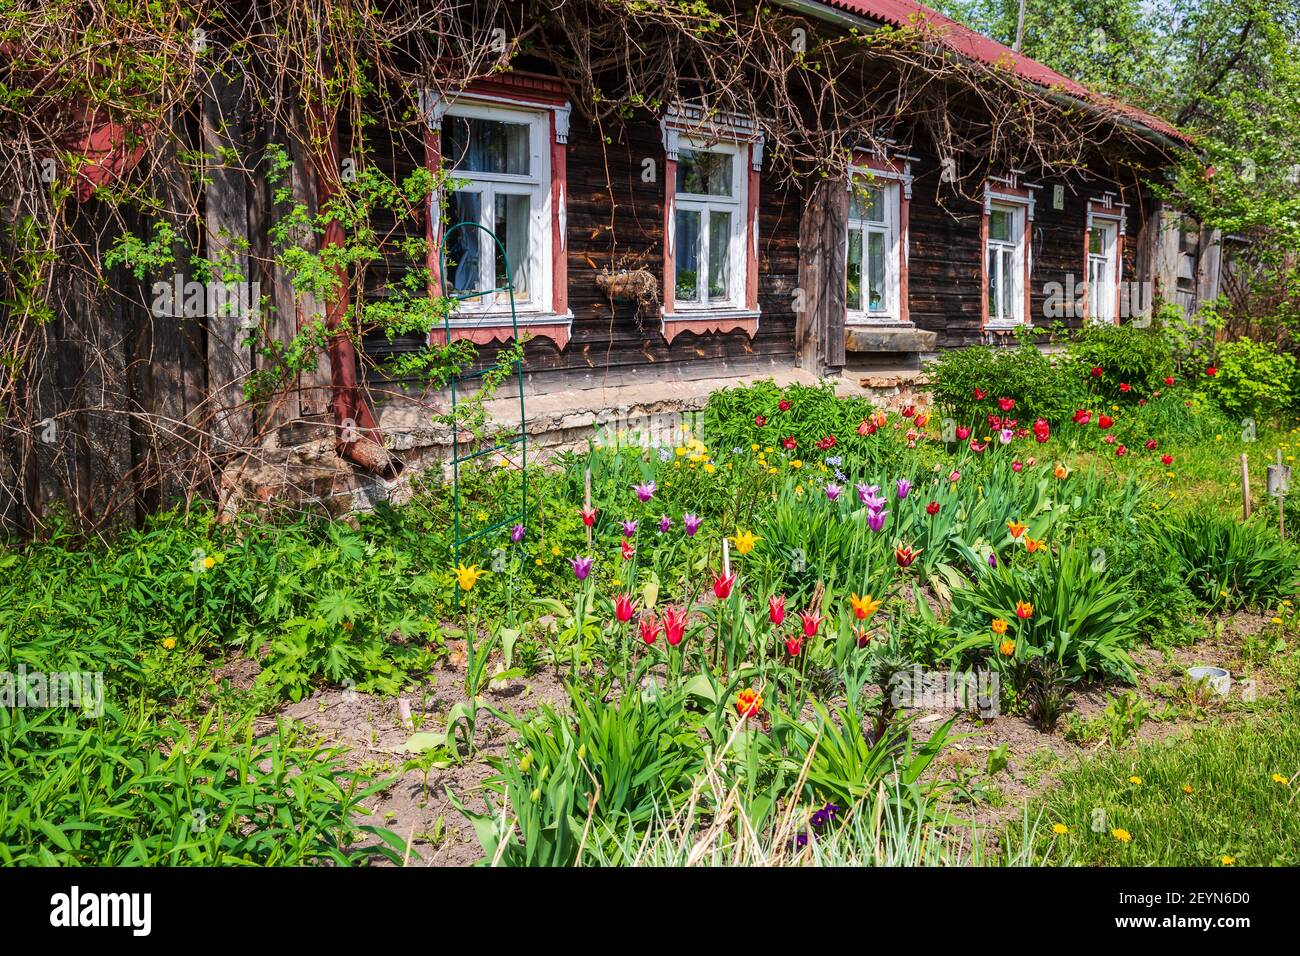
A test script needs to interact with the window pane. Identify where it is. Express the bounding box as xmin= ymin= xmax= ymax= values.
xmin=494 ymin=193 xmax=530 ymax=301
xmin=987 ymin=244 xmax=1000 ymax=318
xmin=851 ymin=185 xmax=884 ymax=223
xmin=846 ymin=228 xmax=863 ymax=311
xmin=446 ymin=191 xmax=482 ymax=294
xmin=867 ymin=230 xmax=886 ymax=311
xmin=443 ymin=116 xmax=530 ymax=175
xmin=989 ymin=209 xmax=1011 ymax=242
xmin=1000 ymin=248 xmax=1015 ymax=319
xmin=707 ymin=210 xmax=732 ymax=301
xmin=1089 ymin=228 xmax=1104 ymax=255
xmin=675 ymin=209 xmax=701 ymax=301
xmin=676 ymin=149 xmax=733 ymax=197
